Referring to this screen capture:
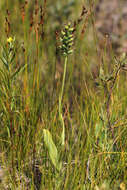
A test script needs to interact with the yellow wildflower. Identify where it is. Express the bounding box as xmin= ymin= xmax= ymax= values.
xmin=7 ymin=37 xmax=13 ymax=43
